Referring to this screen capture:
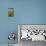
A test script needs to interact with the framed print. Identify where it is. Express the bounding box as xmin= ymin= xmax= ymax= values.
xmin=8 ymin=8 xmax=14 ymax=17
